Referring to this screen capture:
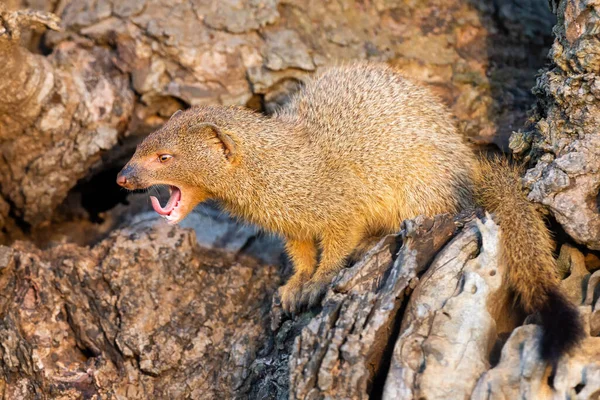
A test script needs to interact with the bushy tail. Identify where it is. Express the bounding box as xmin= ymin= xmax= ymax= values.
xmin=473 ymin=157 xmax=584 ymax=365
